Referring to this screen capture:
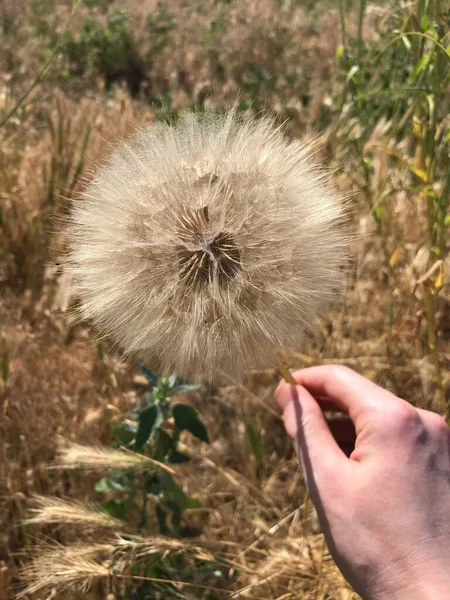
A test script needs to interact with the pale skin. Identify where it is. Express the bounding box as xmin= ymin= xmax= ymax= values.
xmin=274 ymin=365 xmax=450 ymax=600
